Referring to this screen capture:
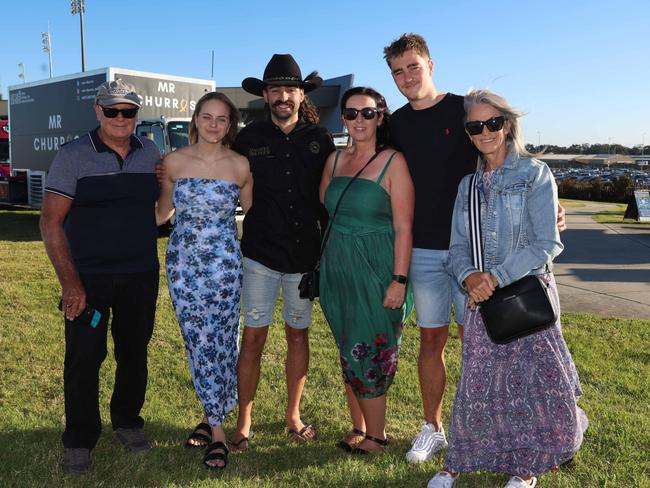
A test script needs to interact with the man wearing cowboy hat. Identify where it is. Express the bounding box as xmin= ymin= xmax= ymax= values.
xmin=228 ymin=54 xmax=334 ymax=449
